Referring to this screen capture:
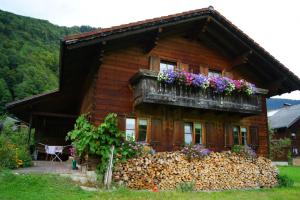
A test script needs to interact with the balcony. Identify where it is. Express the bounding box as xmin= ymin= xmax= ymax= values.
xmin=130 ymin=69 xmax=268 ymax=114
